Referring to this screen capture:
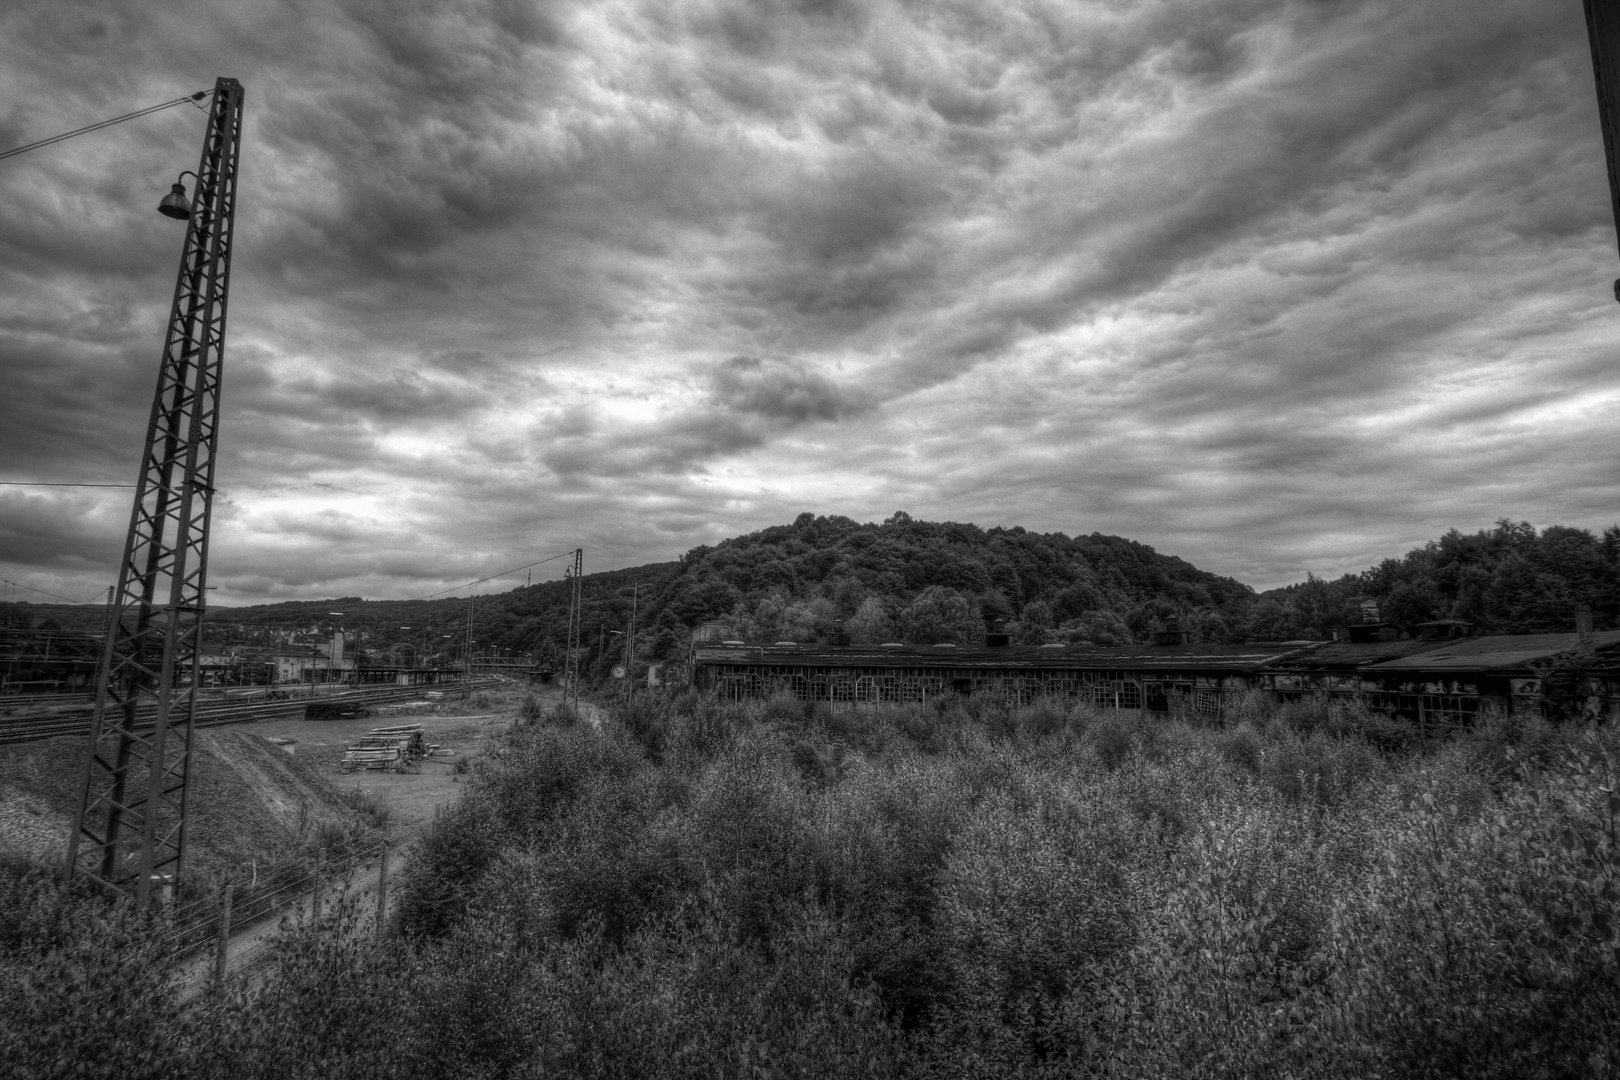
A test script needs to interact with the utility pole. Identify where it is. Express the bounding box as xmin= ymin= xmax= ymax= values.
xmin=1584 ymin=0 xmax=1620 ymax=299
xmin=326 ymin=612 xmax=344 ymax=697
xmin=625 ymin=583 xmax=638 ymax=702
xmin=65 ymin=78 xmax=245 ymax=904
xmin=563 ymin=549 xmax=583 ymax=716
xmin=462 ymin=600 xmax=474 ymax=700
